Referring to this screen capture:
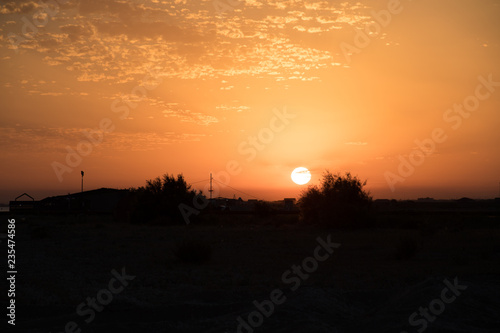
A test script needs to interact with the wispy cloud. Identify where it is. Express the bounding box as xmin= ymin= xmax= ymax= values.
xmin=0 ymin=126 xmax=206 ymax=153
